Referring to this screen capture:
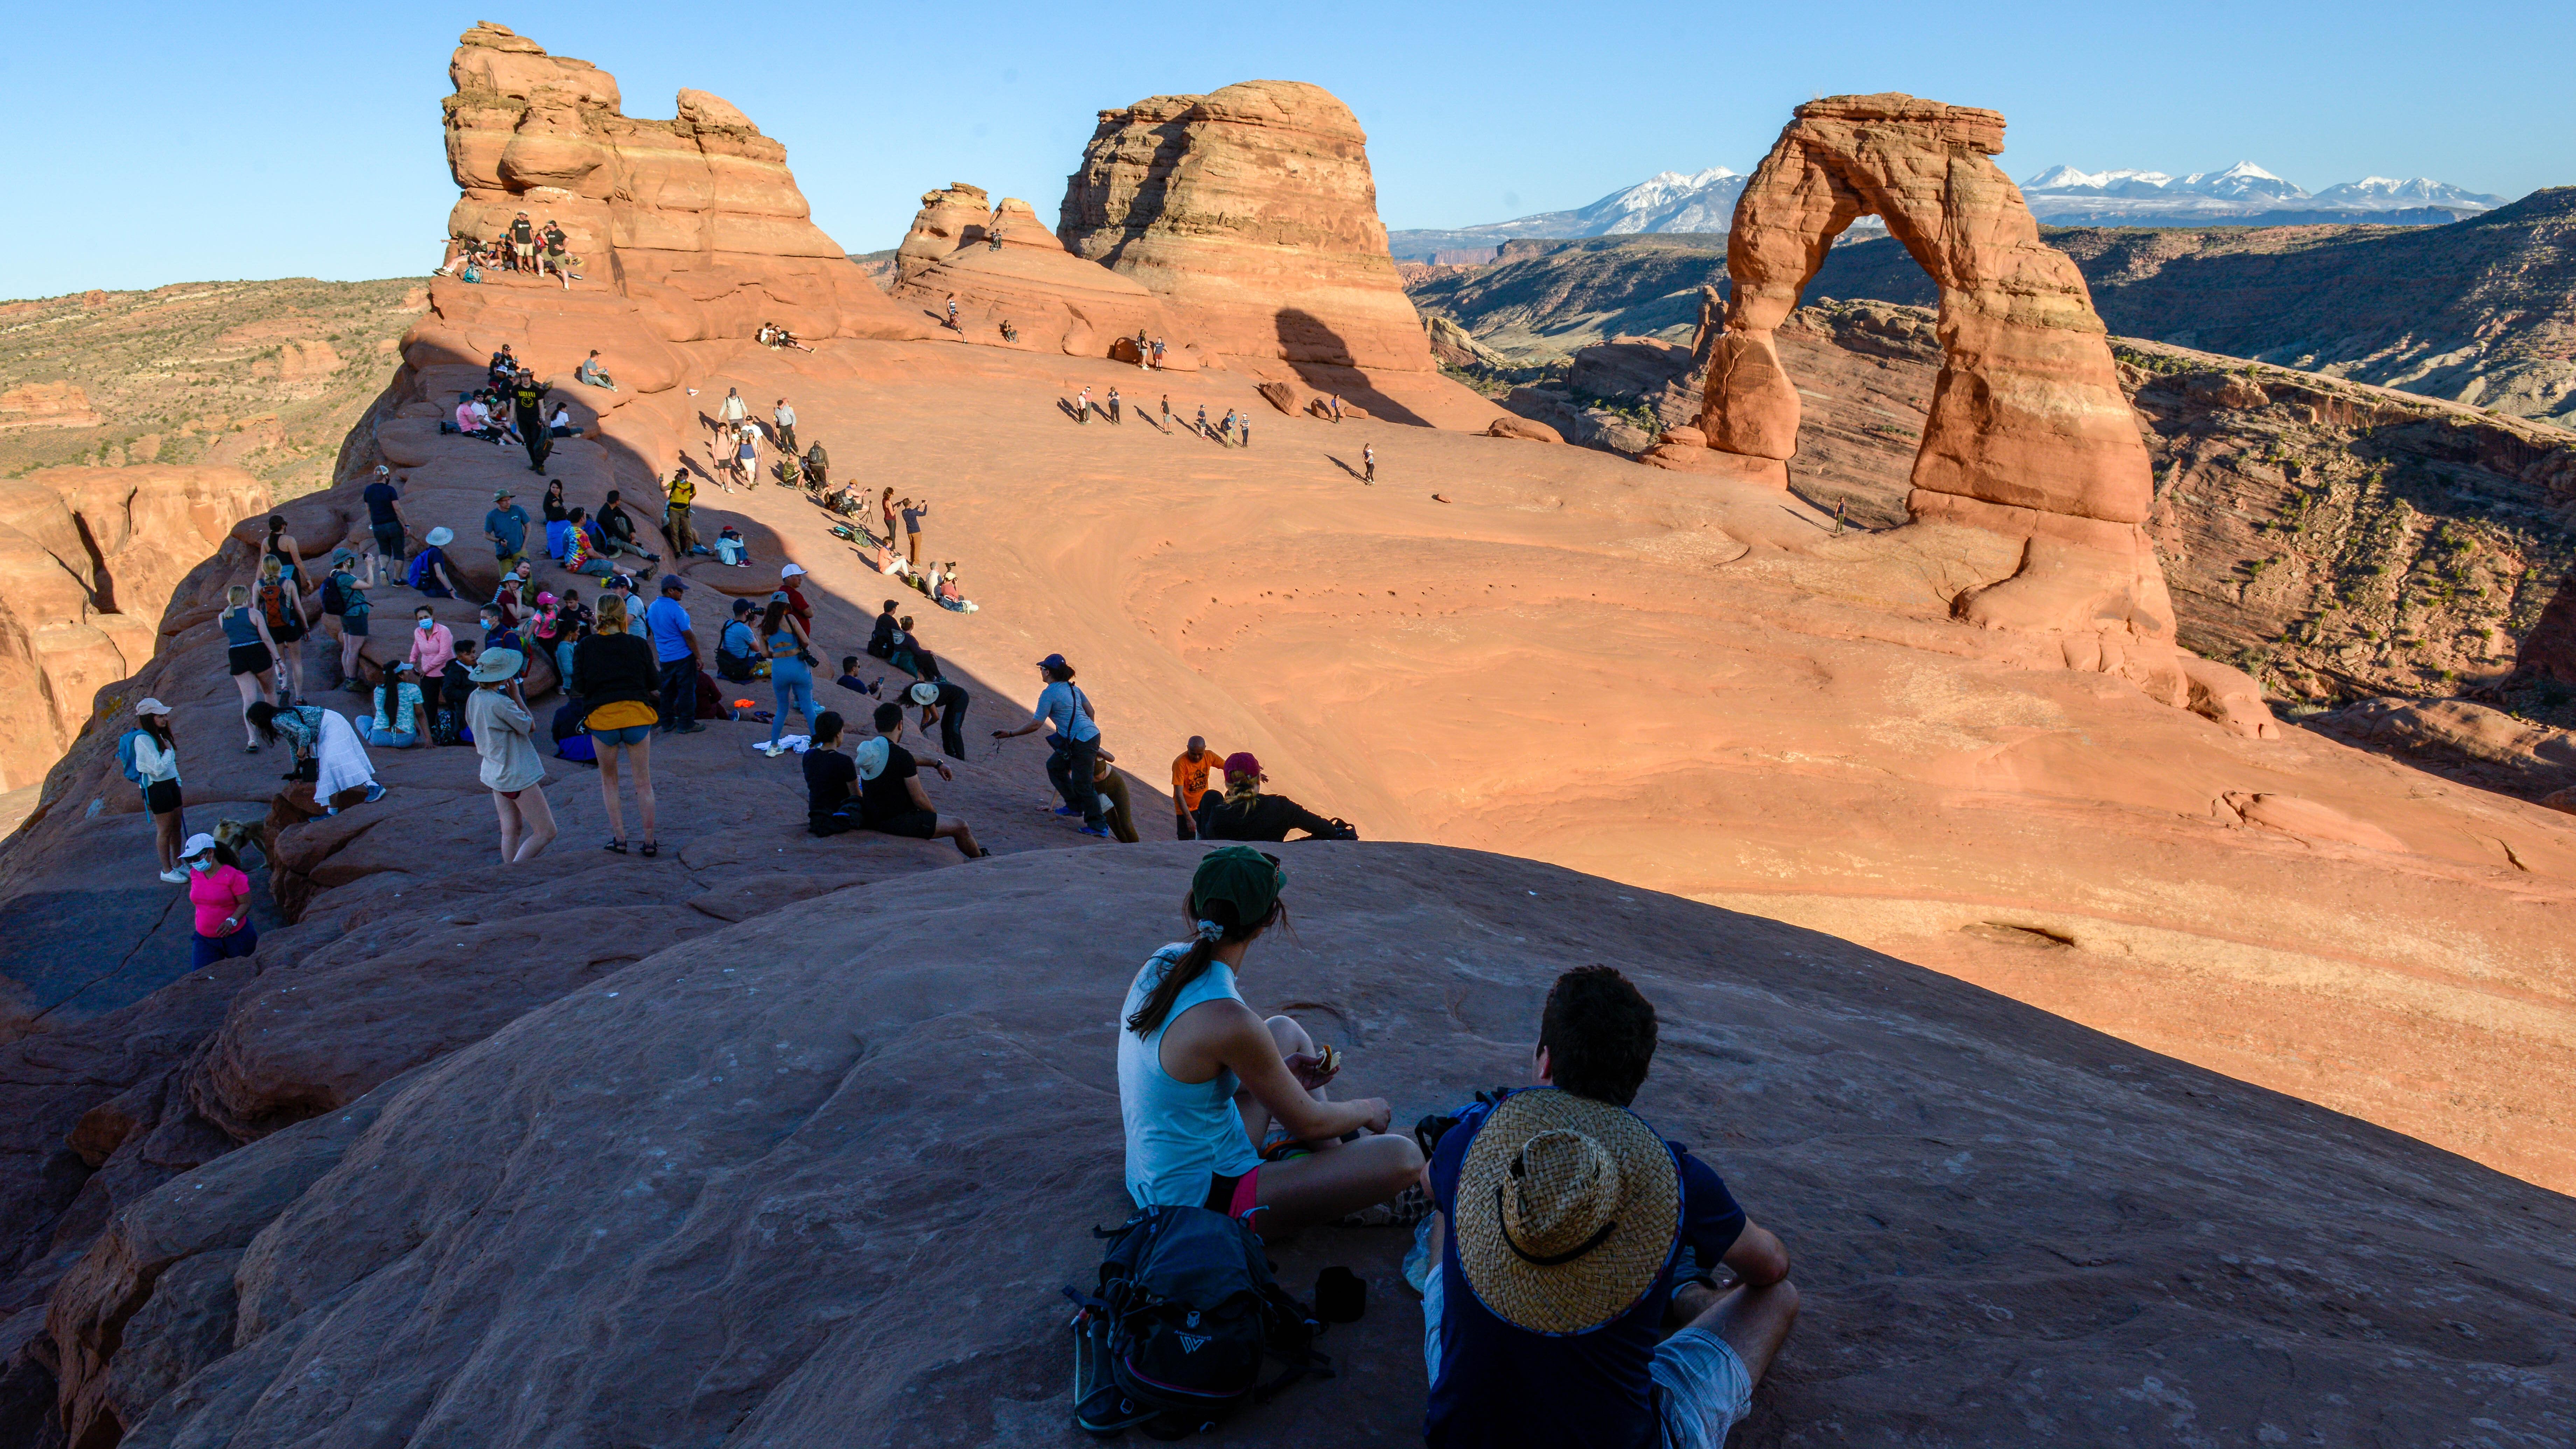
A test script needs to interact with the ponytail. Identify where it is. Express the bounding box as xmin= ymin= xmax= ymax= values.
xmin=1126 ymin=893 xmax=1286 ymax=1035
